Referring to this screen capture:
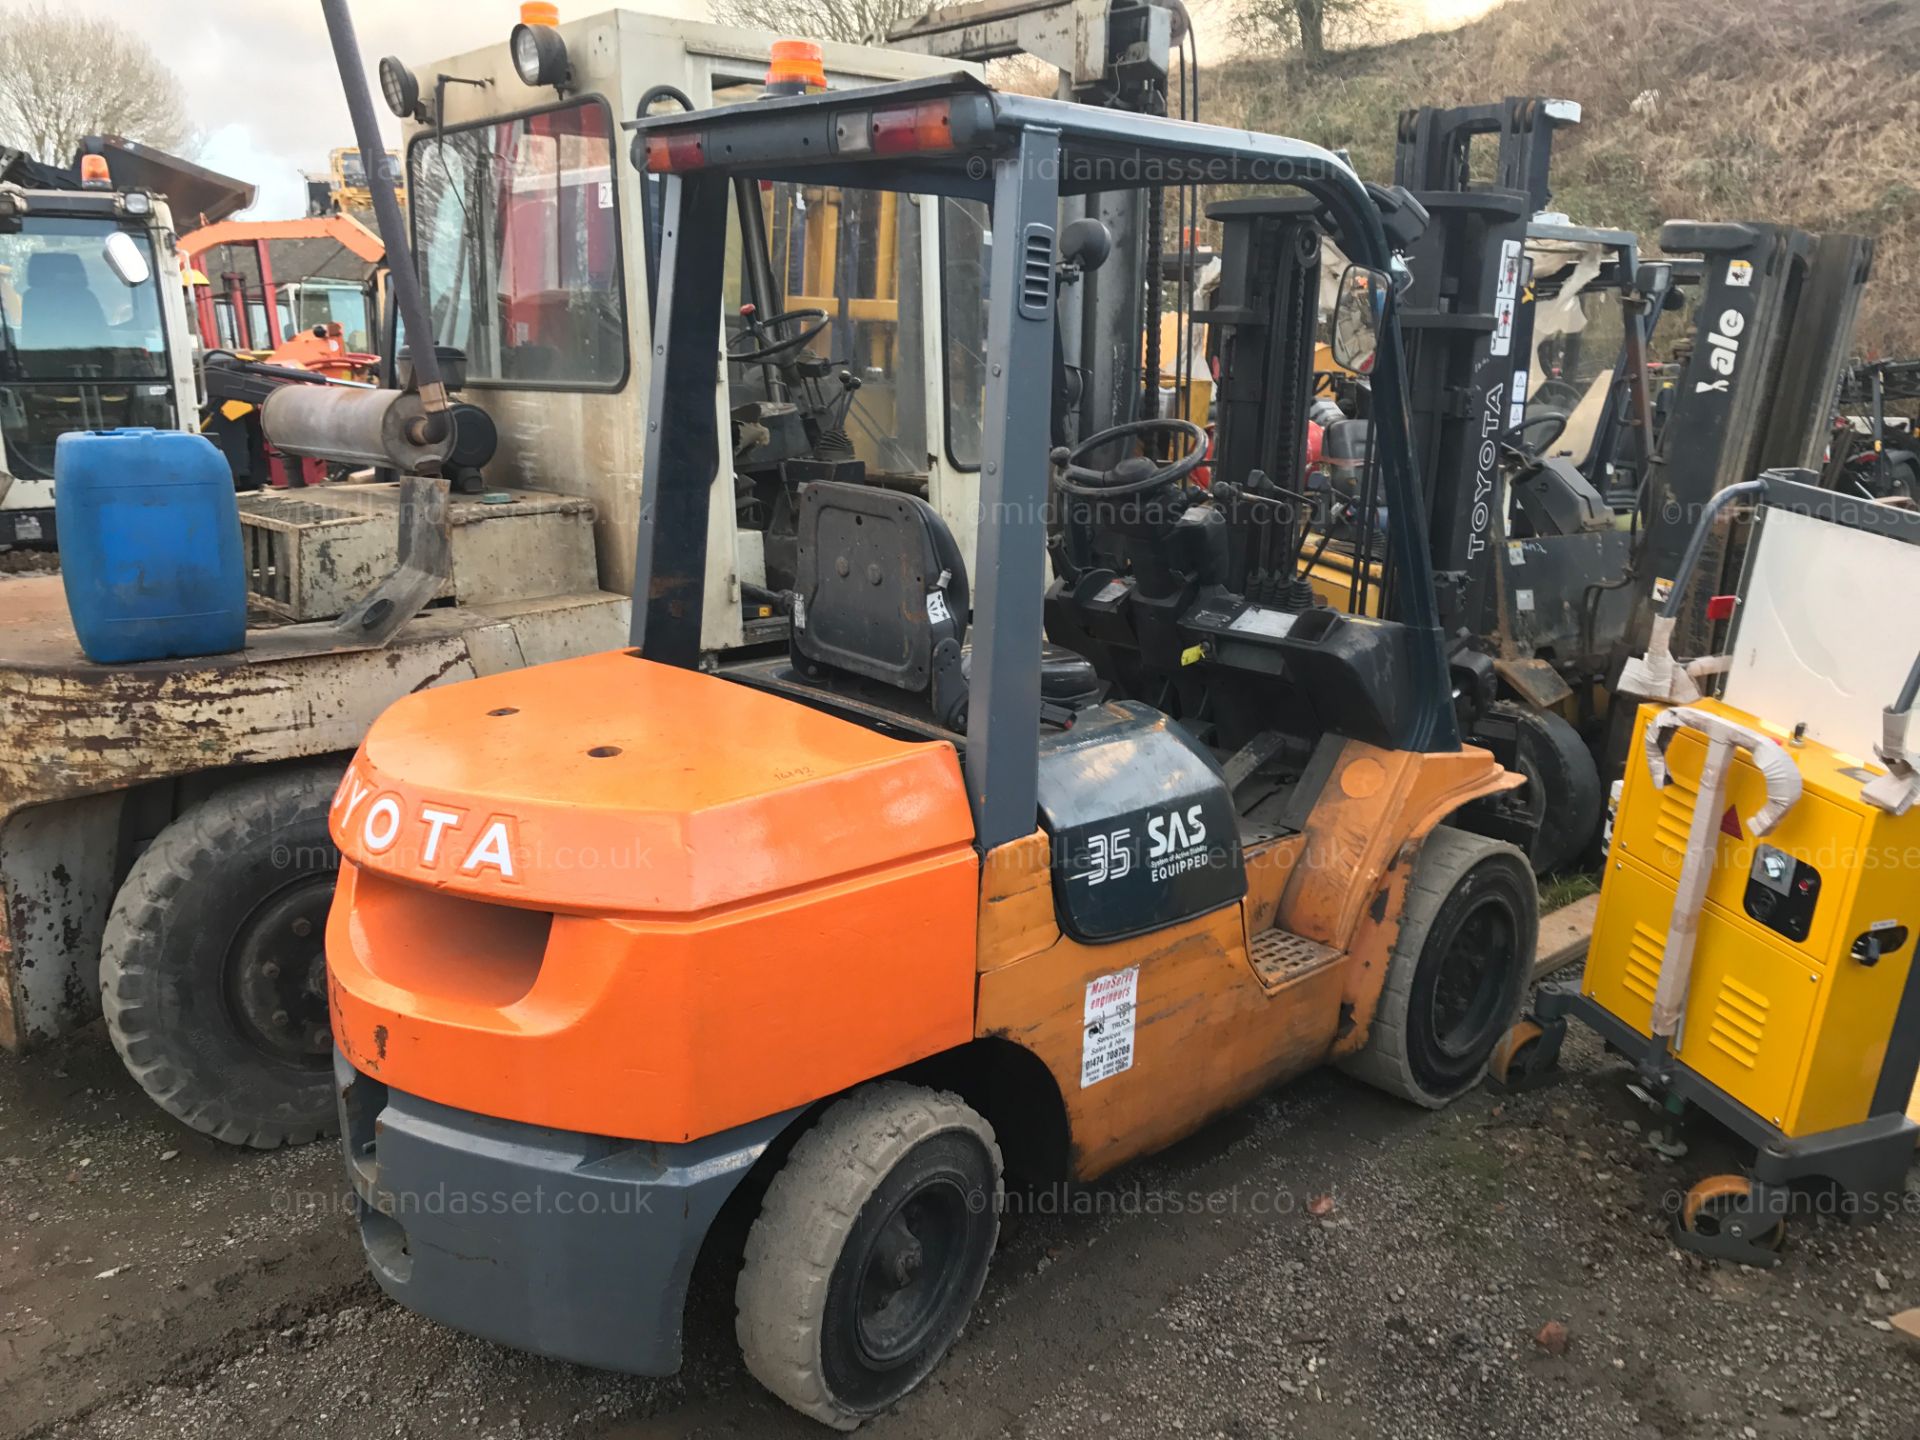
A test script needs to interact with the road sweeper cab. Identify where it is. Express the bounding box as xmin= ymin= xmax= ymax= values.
xmin=0 ymin=149 xmax=214 ymax=548
xmin=327 ymin=74 xmax=1541 ymax=1427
